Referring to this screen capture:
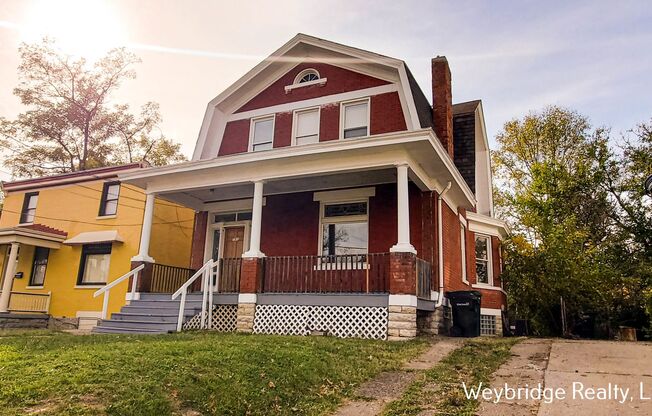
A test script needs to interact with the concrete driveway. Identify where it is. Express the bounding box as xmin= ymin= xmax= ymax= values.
xmin=539 ymin=340 xmax=652 ymax=415
xmin=480 ymin=339 xmax=652 ymax=416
